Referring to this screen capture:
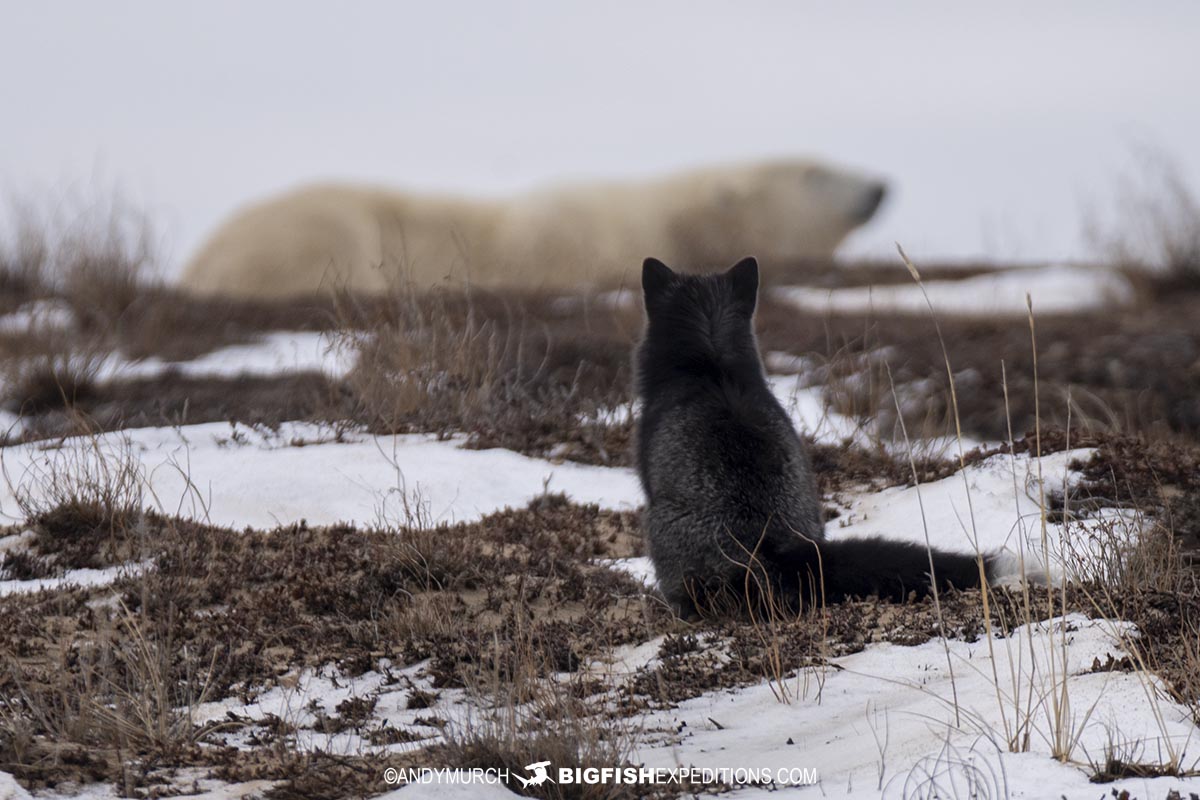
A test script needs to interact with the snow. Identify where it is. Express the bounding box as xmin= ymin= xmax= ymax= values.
xmin=550 ymin=288 xmax=636 ymax=314
xmin=773 ymin=264 xmax=1137 ymax=317
xmin=0 ymin=299 xmax=74 ymax=335
xmin=34 ymin=777 xmax=275 ymax=799
xmin=549 ymin=265 xmax=1136 ymax=320
xmin=379 ymin=785 xmax=516 ymax=800
xmin=584 ymin=373 xmax=915 ymax=453
xmin=824 ymin=446 xmax=1151 ymax=585
xmin=0 ymin=378 xmax=982 ymax=539
xmin=762 ymin=350 xmax=816 ymax=374
xmin=0 ymin=422 xmax=643 ymax=531
xmin=192 ymin=661 xmax=451 ymax=756
xmin=0 ymin=561 xmax=148 ymax=597
xmin=636 ymin=614 xmax=1200 ymax=798
xmin=62 ymin=610 xmax=1196 ymax=800
xmin=0 ymin=771 xmax=31 ymax=800
xmin=769 ymin=375 xmax=866 ymax=446
xmin=0 ymin=346 xmax=1192 ymax=800
xmin=0 ymin=411 xmax=24 ymax=440
xmin=0 ymin=528 xmax=33 ymax=556
xmin=0 ymin=529 xmax=153 ymax=595
xmin=826 ymin=449 xmax=1089 ymax=564
xmin=561 ymin=266 xmax=1142 ymax=319
xmin=97 ymin=330 xmax=354 ymax=382
xmin=769 ymin=373 xmax=990 ymax=453
xmin=605 ymin=556 xmax=656 ymax=586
